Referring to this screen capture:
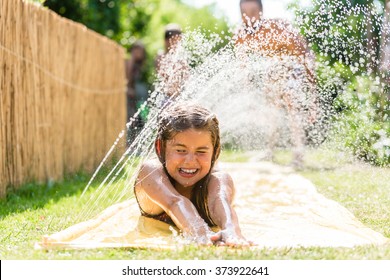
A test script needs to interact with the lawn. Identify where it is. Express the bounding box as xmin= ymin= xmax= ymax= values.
xmin=0 ymin=149 xmax=389 ymax=260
